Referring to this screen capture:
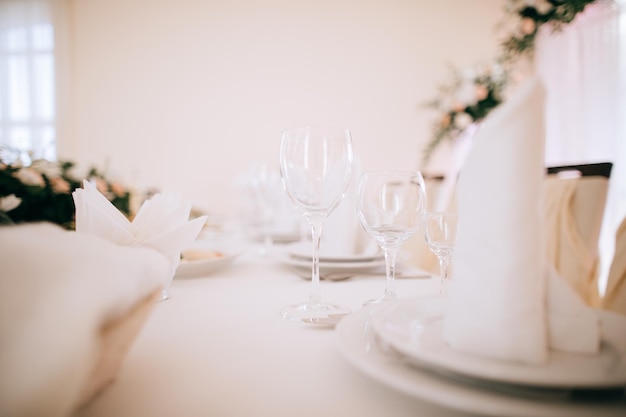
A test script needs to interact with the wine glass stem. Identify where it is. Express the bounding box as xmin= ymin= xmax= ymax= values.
xmin=383 ymin=246 xmax=399 ymax=300
xmin=438 ymin=256 xmax=450 ymax=294
xmin=309 ymin=219 xmax=323 ymax=304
